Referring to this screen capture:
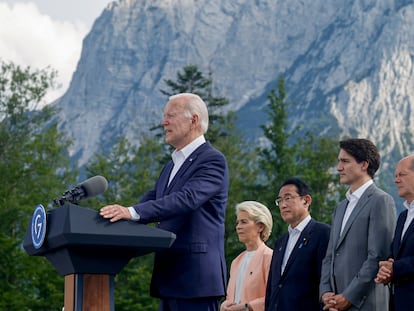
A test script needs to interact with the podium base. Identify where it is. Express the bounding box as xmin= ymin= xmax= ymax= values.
xmin=64 ymin=274 xmax=114 ymax=311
